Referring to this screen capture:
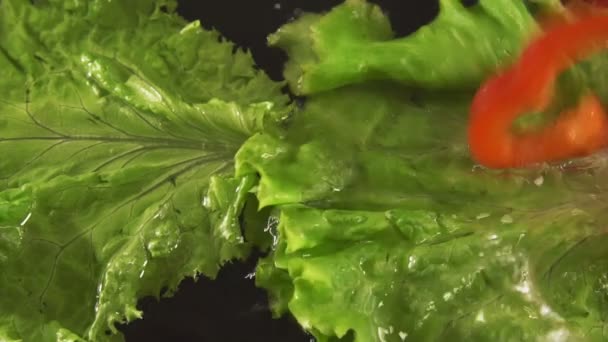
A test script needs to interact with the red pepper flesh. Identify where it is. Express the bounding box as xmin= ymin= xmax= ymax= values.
xmin=587 ymin=0 xmax=608 ymax=7
xmin=468 ymin=11 xmax=608 ymax=169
